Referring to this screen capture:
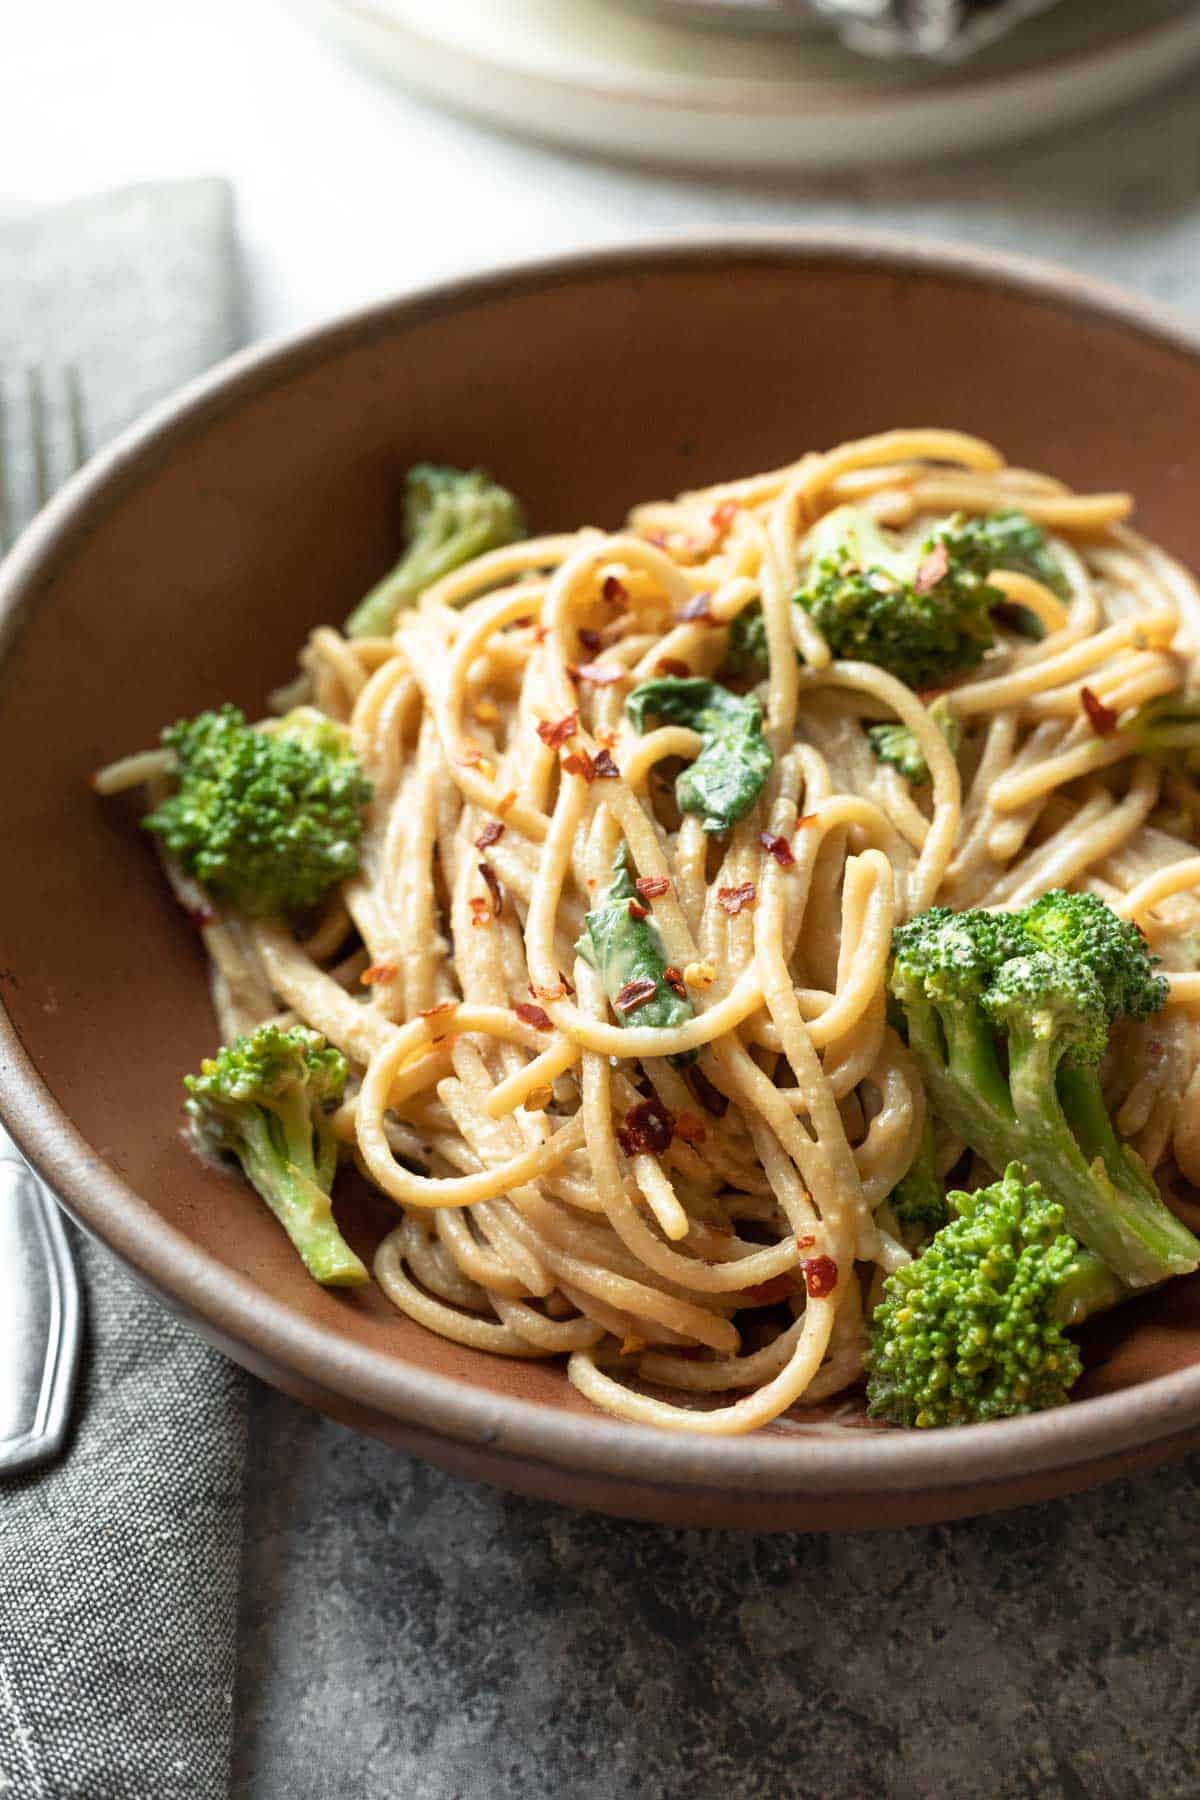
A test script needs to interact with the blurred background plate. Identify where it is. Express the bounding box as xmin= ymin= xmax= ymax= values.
xmin=301 ymin=0 xmax=1200 ymax=172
